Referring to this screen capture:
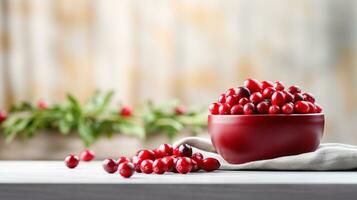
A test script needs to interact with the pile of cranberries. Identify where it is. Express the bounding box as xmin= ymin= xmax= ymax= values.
xmin=65 ymin=144 xmax=220 ymax=178
xmin=209 ymin=78 xmax=323 ymax=115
